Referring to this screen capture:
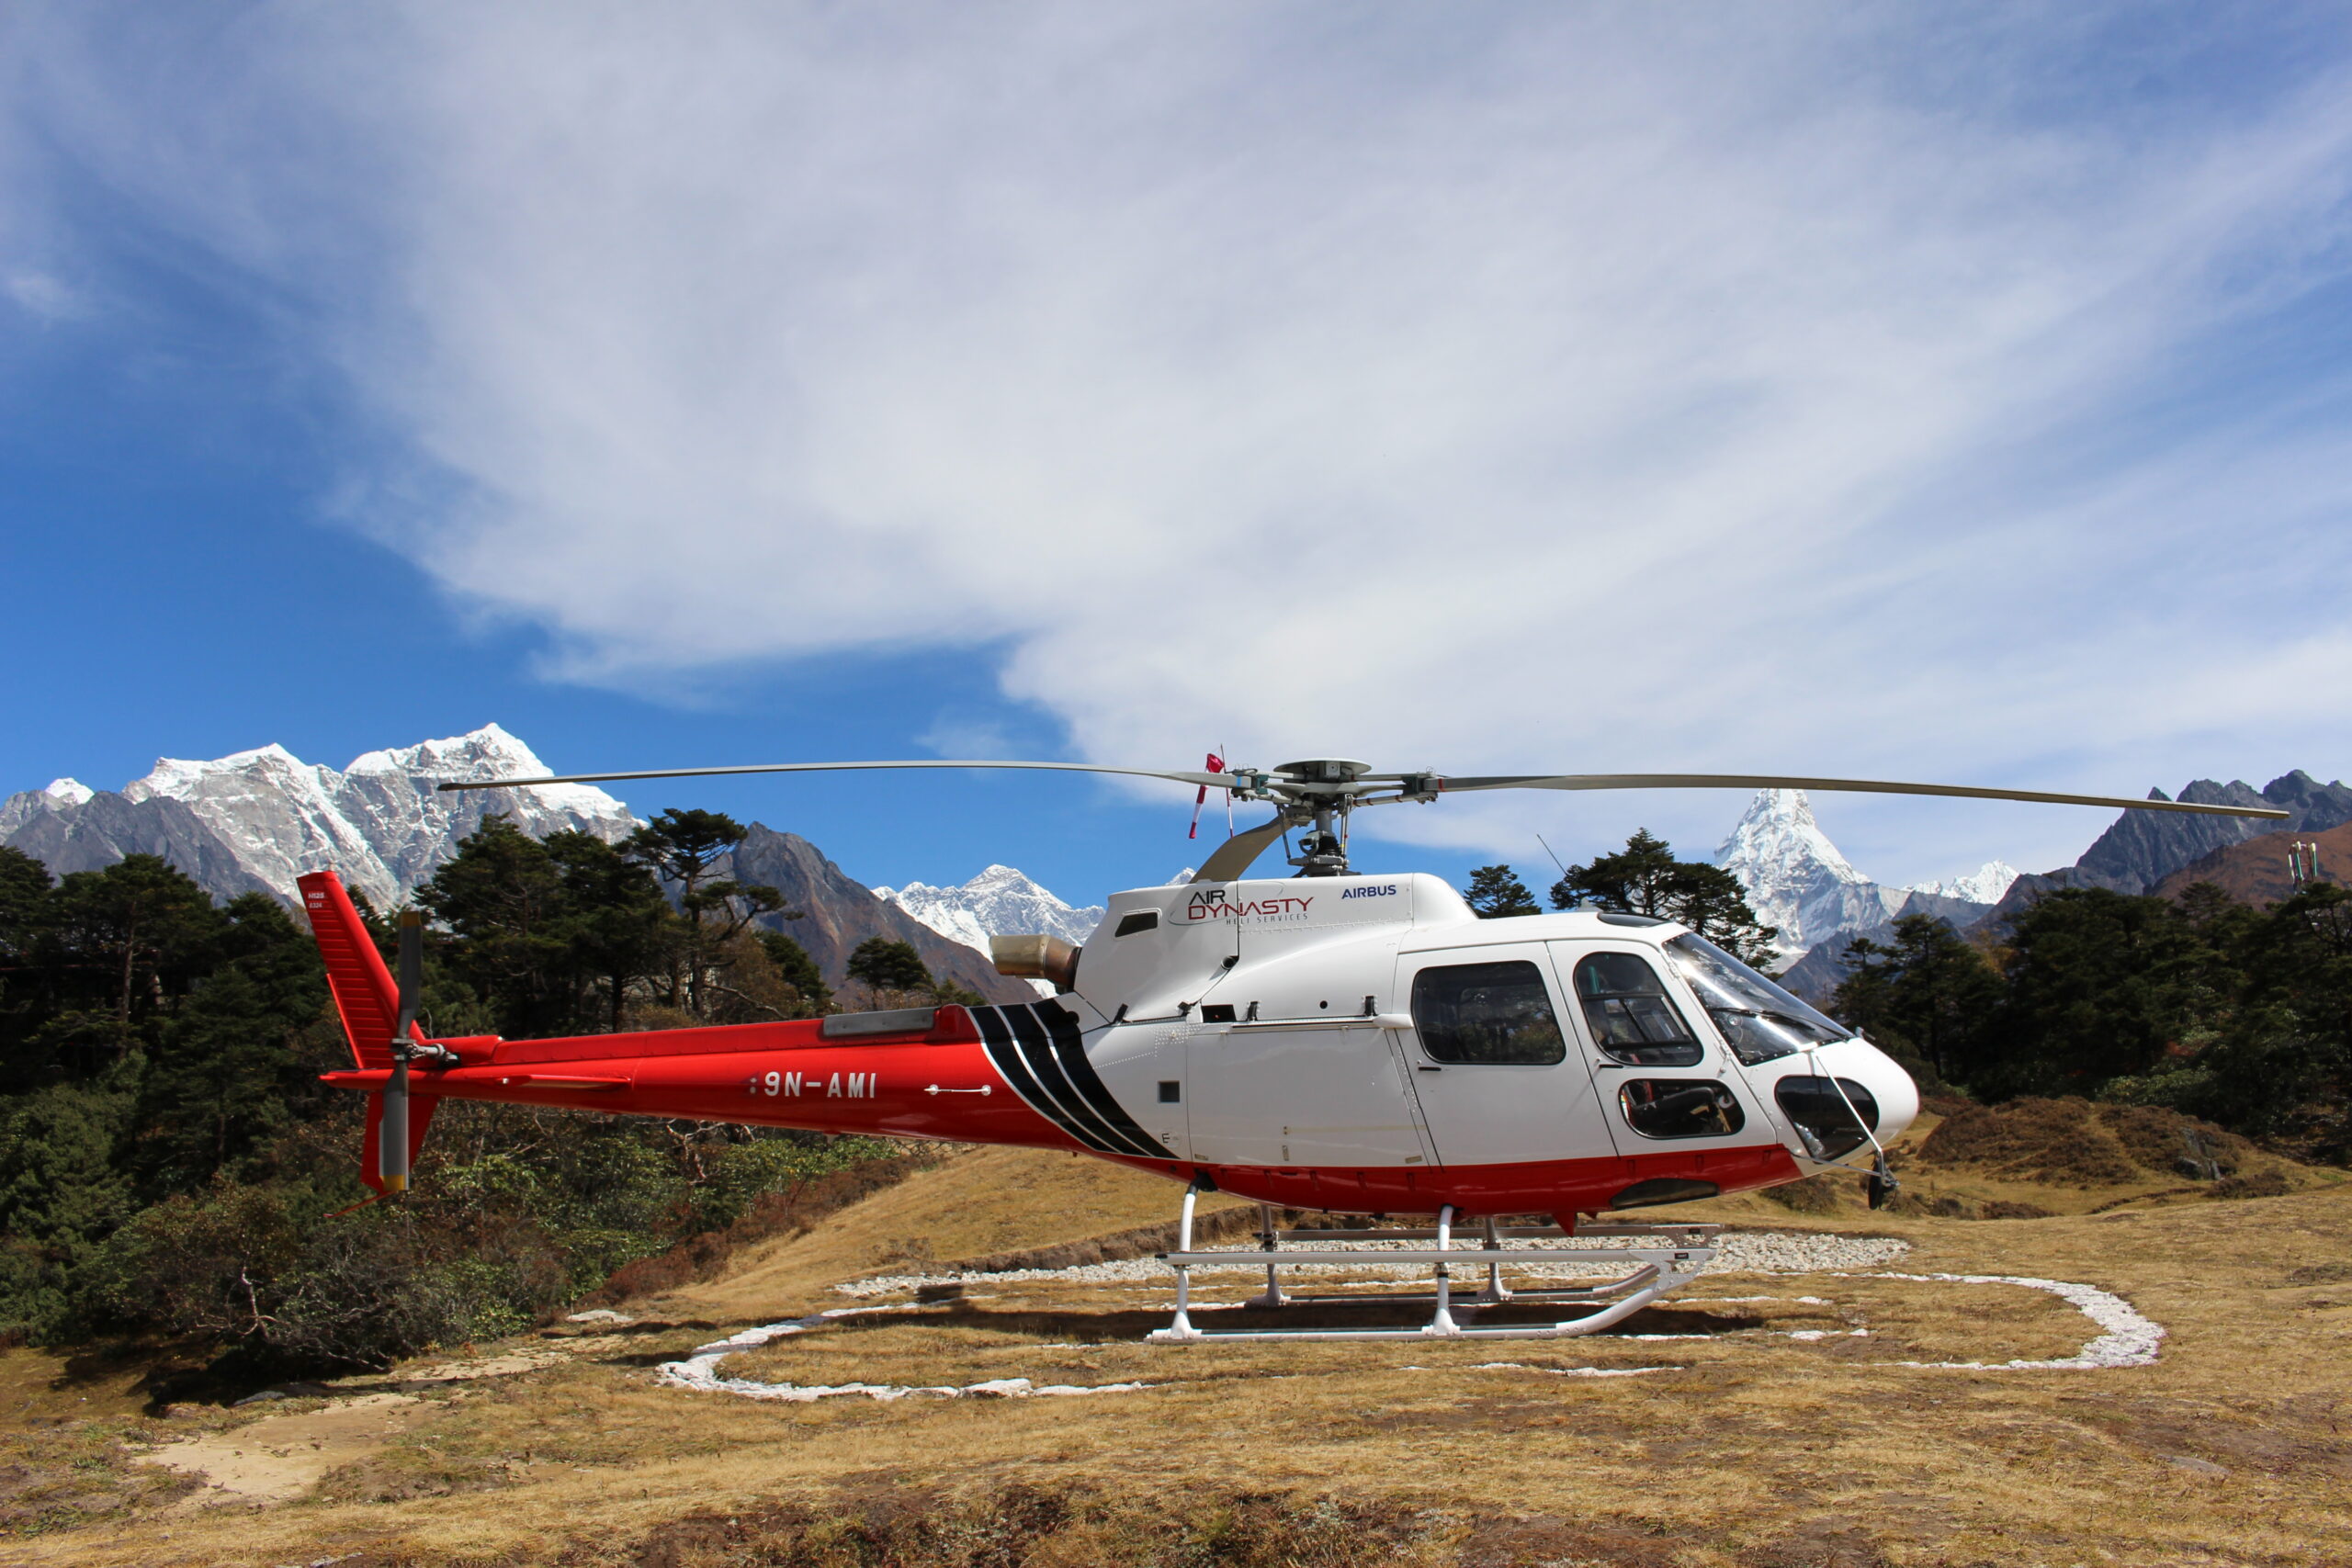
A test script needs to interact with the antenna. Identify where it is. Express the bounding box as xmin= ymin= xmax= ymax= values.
xmin=1534 ymin=832 xmax=1569 ymax=877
